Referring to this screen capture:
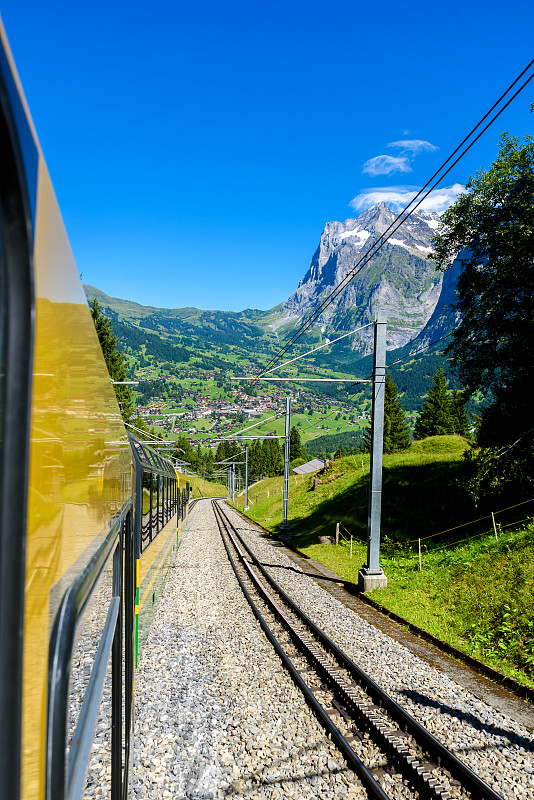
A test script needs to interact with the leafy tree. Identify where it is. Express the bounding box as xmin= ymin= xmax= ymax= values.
xmin=334 ymin=444 xmax=347 ymax=459
xmin=431 ymin=132 xmax=534 ymax=495
xmin=90 ymin=298 xmax=135 ymax=422
xmin=414 ymin=368 xmax=454 ymax=439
